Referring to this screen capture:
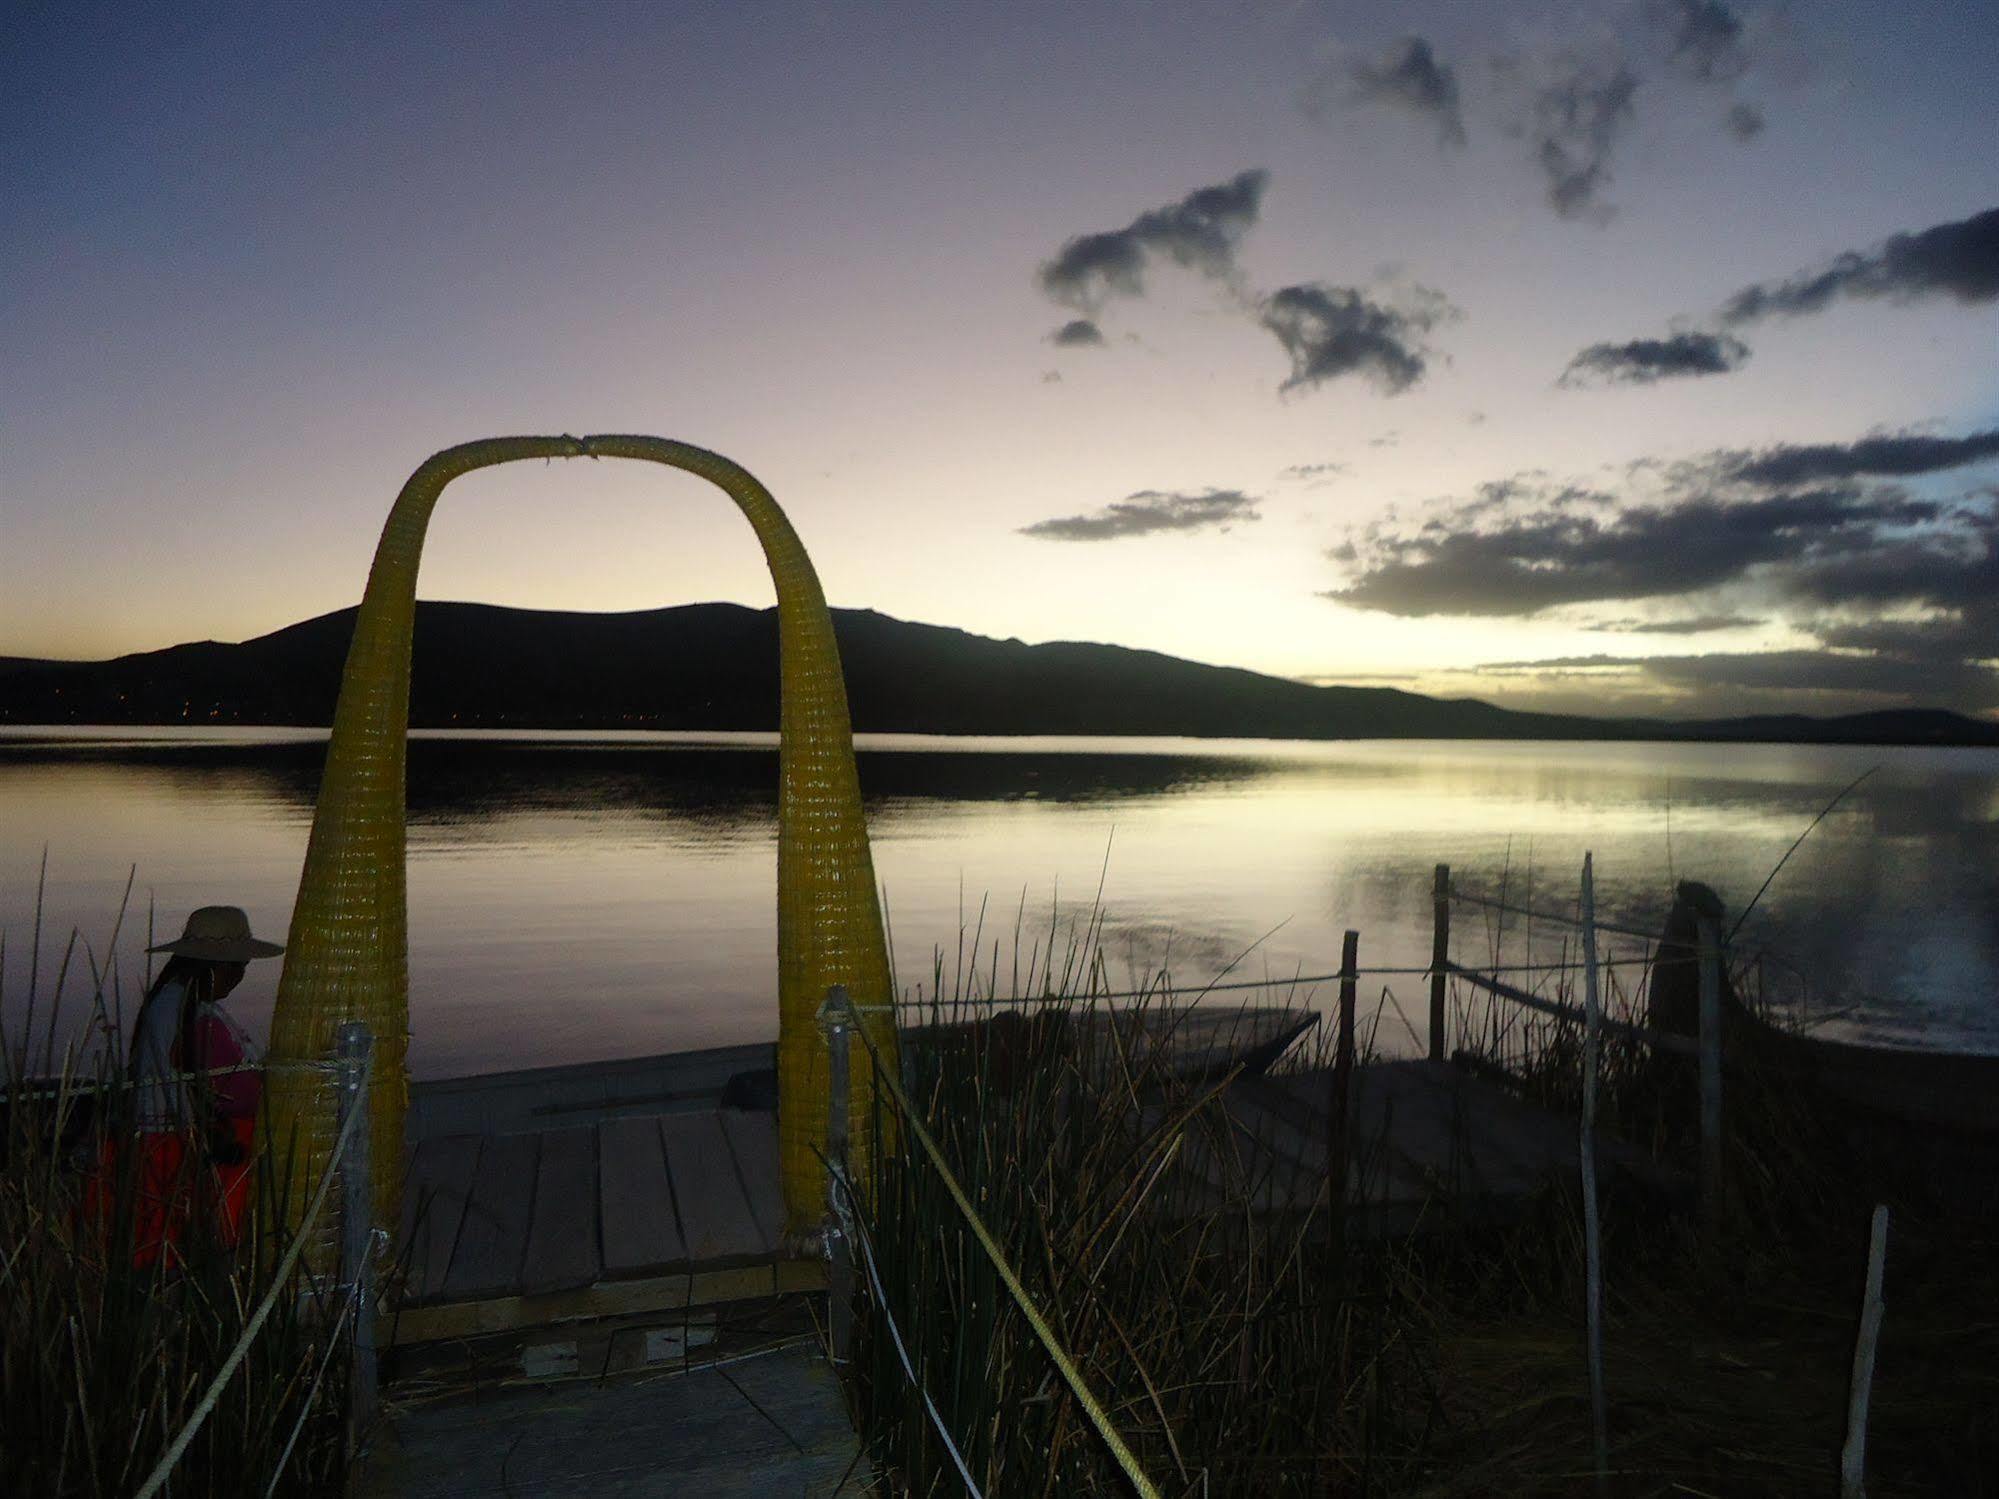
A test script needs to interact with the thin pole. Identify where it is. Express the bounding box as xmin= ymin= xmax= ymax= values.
xmin=336 ymin=1023 xmax=376 ymax=1474
xmin=1578 ymin=856 xmax=1609 ymax=1494
xmin=1696 ymin=913 xmax=1724 ymax=1235
xmin=1429 ymin=864 xmax=1450 ymax=1062
xmin=1840 ymin=1204 xmax=1890 ymax=1499
xmin=1331 ymin=931 xmax=1358 ymax=1217
xmin=818 ymin=986 xmax=855 ymax=1366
